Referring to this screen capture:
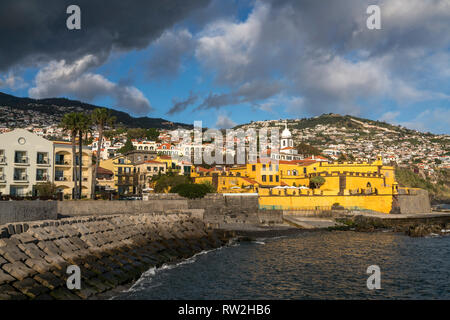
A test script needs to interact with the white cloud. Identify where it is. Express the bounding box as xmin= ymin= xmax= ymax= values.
xmin=399 ymin=108 xmax=450 ymax=134
xmin=29 ymin=55 xmax=153 ymax=115
xmin=380 ymin=111 xmax=400 ymax=123
xmin=215 ymin=114 xmax=236 ymax=129
xmin=0 ymin=72 xmax=27 ymax=90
